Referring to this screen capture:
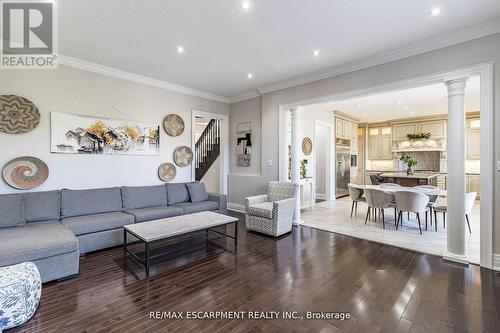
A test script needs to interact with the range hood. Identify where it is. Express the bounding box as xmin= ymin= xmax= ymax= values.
xmin=394 ymin=138 xmax=445 ymax=152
